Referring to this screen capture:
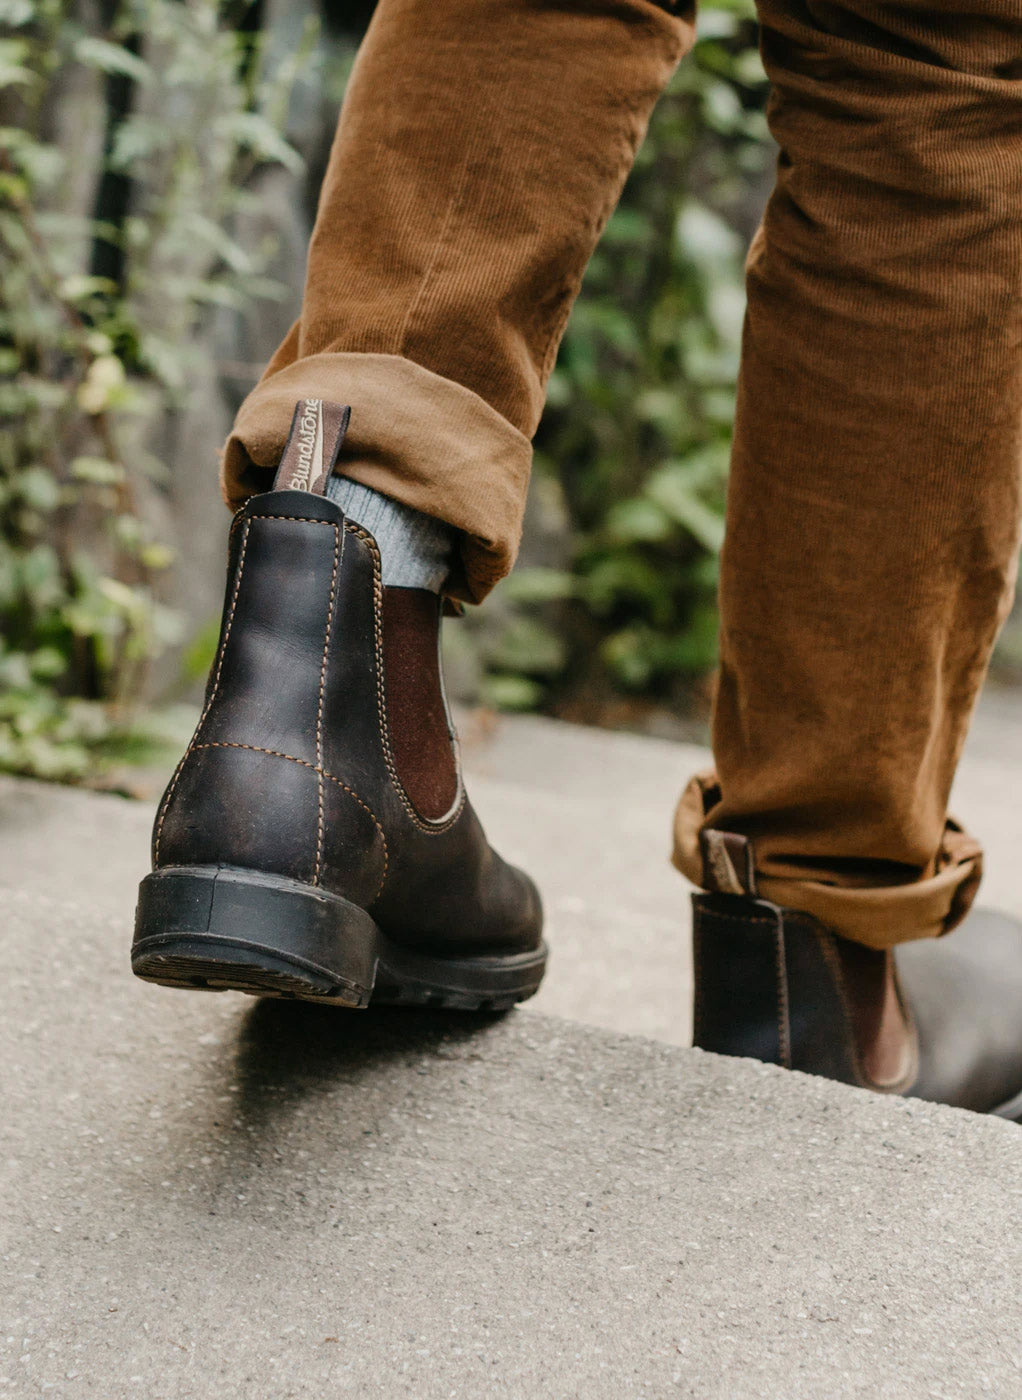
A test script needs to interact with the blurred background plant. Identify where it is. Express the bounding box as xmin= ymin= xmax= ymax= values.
xmin=463 ymin=0 xmax=771 ymax=732
xmin=3 ymin=1 xmax=1018 ymax=786
xmin=0 ymin=0 xmax=313 ymax=781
